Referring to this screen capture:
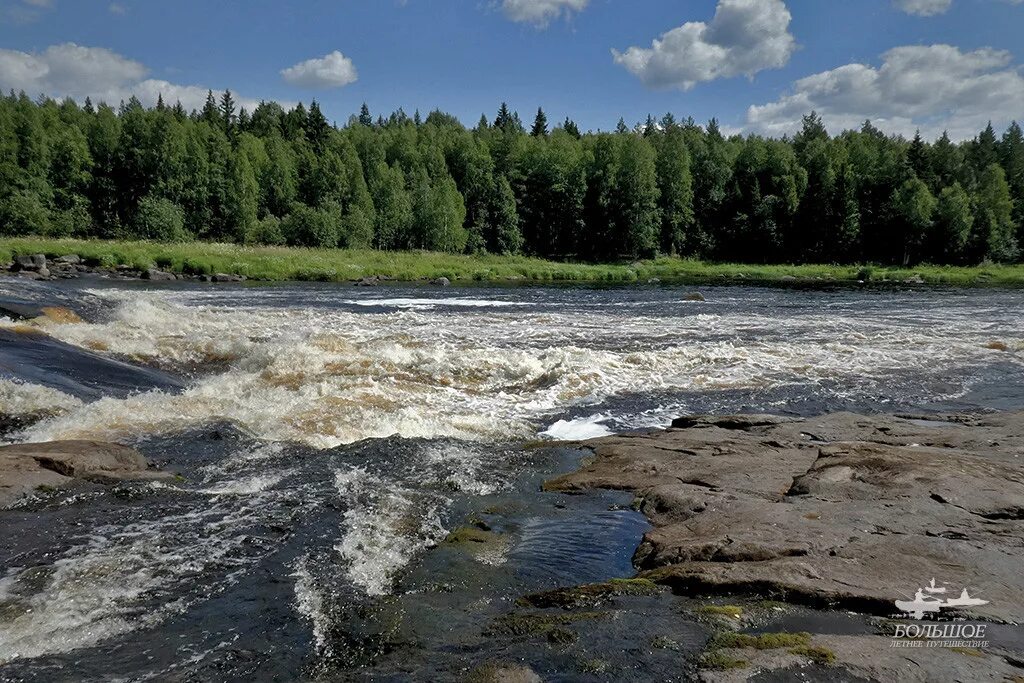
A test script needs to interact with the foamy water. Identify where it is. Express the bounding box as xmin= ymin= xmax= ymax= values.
xmin=8 ymin=286 xmax=1021 ymax=448
xmin=2 ymin=283 xmax=1022 ymax=671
